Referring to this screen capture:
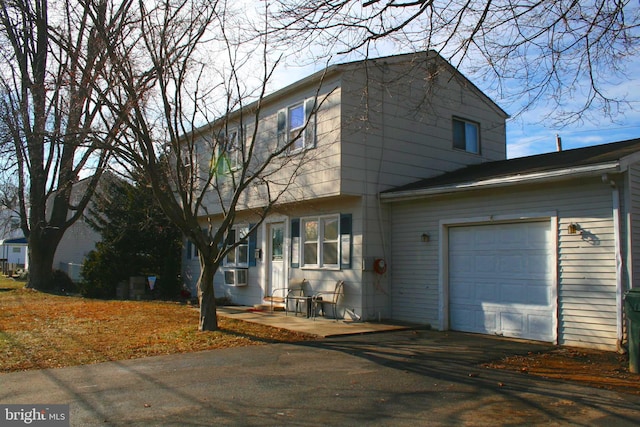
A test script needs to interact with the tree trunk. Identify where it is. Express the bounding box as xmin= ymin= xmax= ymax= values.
xmin=26 ymin=232 xmax=59 ymax=290
xmin=197 ymin=261 xmax=218 ymax=331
